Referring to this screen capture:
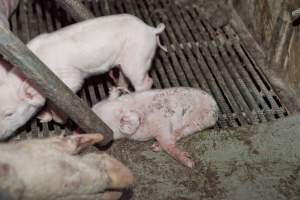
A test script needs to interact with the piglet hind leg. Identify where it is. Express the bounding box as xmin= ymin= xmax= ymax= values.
xmin=109 ymin=68 xmax=129 ymax=89
xmin=136 ymin=73 xmax=153 ymax=91
xmin=151 ymin=142 xmax=162 ymax=152
xmin=151 ymin=125 xmax=196 ymax=152
xmin=154 ymin=125 xmax=195 ymax=168
xmin=122 ymin=64 xmax=153 ymax=91
xmin=37 ymin=70 xmax=83 ymax=124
